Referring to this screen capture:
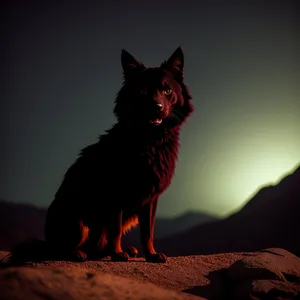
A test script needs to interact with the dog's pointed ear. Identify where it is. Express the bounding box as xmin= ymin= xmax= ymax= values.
xmin=121 ymin=49 xmax=145 ymax=79
xmin=162 ymin=47 xmax=184 ymax=79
